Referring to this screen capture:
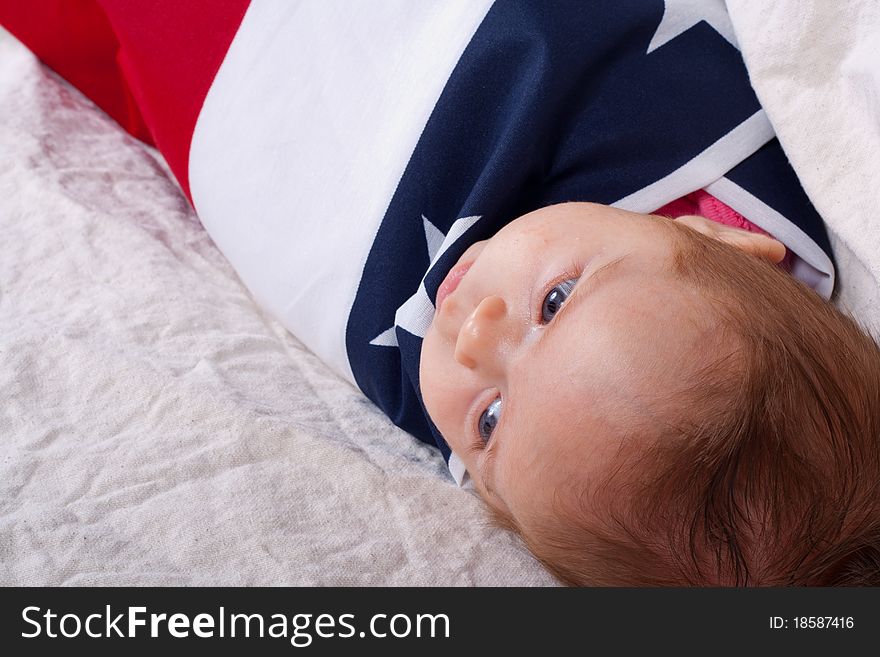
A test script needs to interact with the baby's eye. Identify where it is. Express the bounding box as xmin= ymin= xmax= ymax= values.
xmin=541 ymin=278 xmax=578 ymax=323
xmin=478 ymin=397 xmax=502 ymax=443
